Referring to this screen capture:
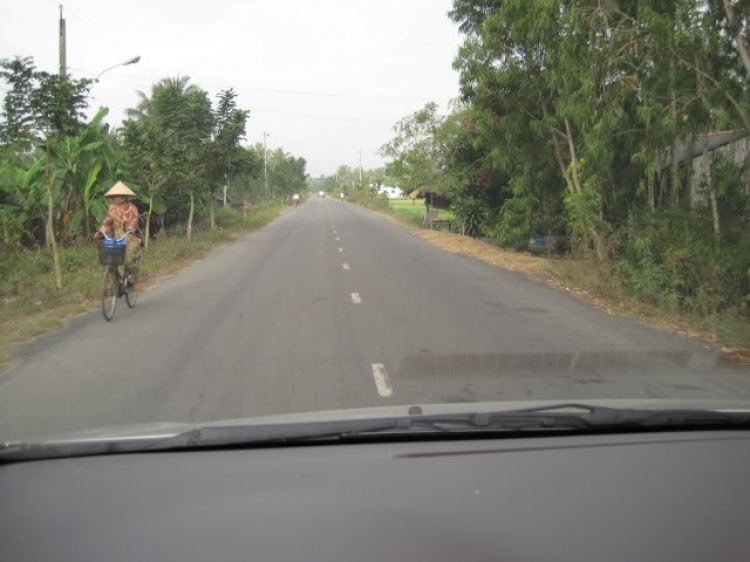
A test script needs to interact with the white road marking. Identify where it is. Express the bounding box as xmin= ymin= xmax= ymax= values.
xmin=335 ymin=237 xmax=340 ymax=241
xmin=371 ymin=364 xmax=394 ymax=397
xmin=338 ymin=247 xmax=343 ymax=252
xmin=351 ymin=292 xmax=362 ymax=303
xmin=343 ymin=263 xmax=350 ymax=270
